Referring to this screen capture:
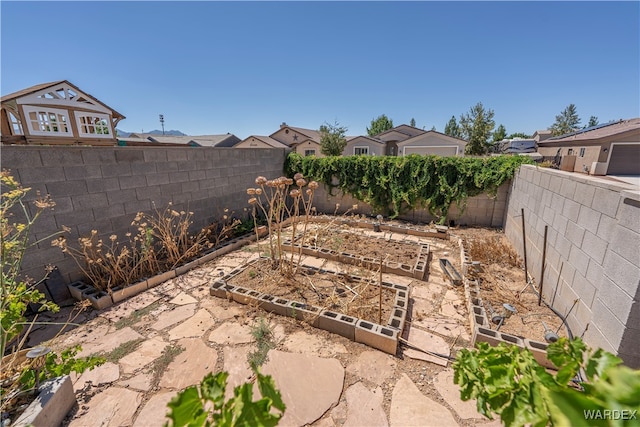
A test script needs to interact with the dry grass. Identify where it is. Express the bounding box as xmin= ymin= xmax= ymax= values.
xmin=465 ymin=235 xmax=521 ymax=268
